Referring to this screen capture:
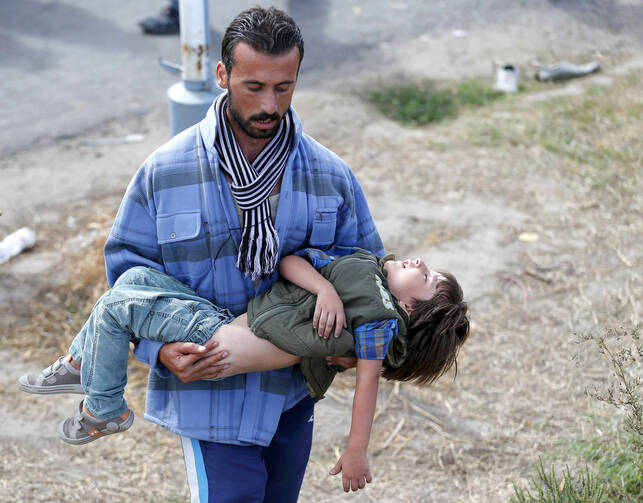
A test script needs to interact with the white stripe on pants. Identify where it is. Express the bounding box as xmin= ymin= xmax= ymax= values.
xmin=181 ymin=435 xmax=208 ymax=503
